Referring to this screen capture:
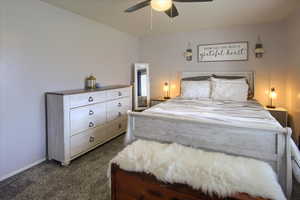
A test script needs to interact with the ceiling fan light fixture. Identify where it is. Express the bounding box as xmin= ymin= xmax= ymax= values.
xmin=151 ymin=0 xmax=172 ymax=12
